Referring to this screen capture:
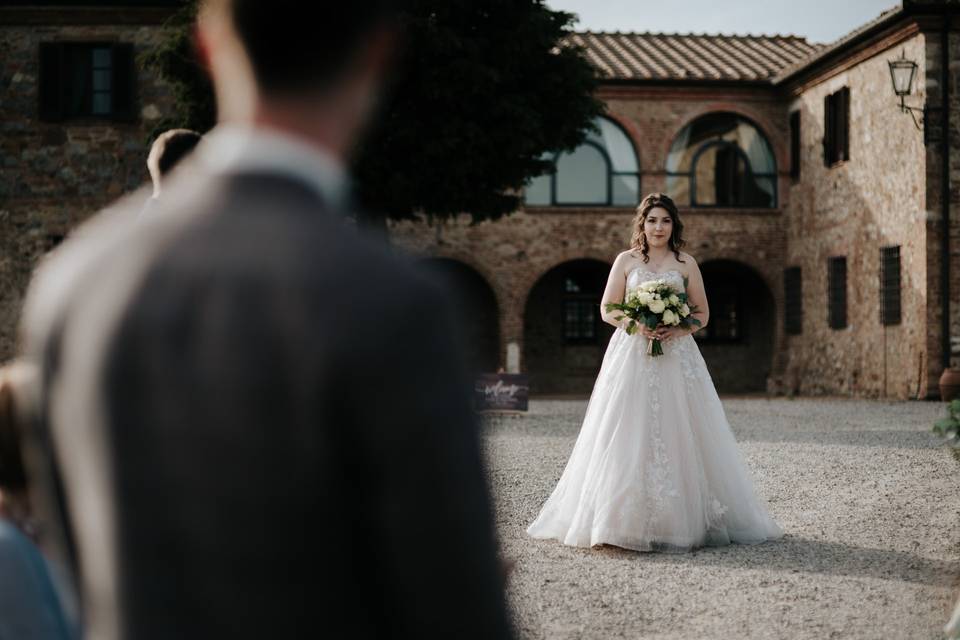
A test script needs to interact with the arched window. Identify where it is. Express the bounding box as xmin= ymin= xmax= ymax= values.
xmin=666 ymin=113 xmax=777 ymax=208
xmin=525 ymin=117 xmax=640 ymax=207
